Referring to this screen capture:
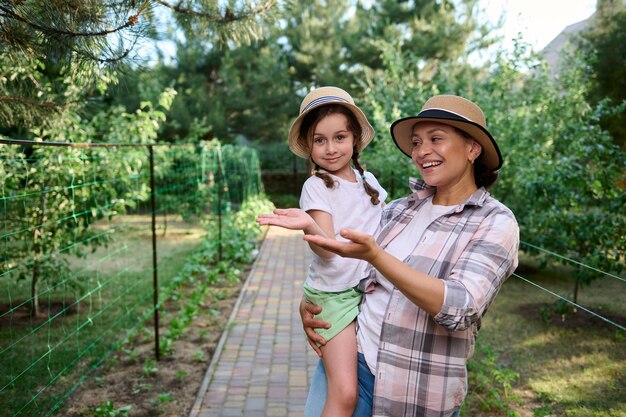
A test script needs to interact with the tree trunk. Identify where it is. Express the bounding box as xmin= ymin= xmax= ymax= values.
xmin=30 ymin=262 xmax=40 ymax=317
xmin=30 ymin=184 xmax=47 ymax=317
